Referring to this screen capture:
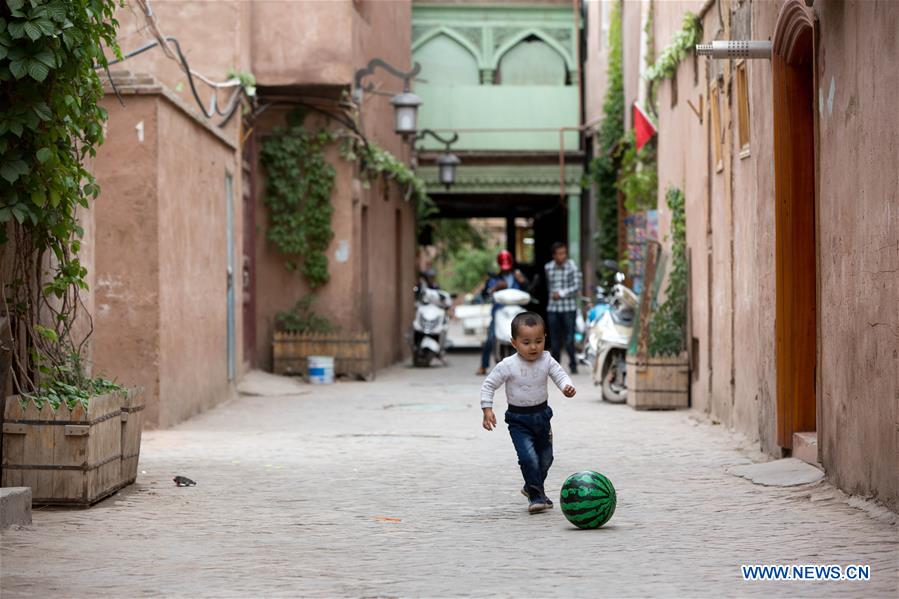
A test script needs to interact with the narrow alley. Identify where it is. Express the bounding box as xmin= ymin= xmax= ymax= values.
xmin=2 ymin=354 xmax=896 ymax=597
